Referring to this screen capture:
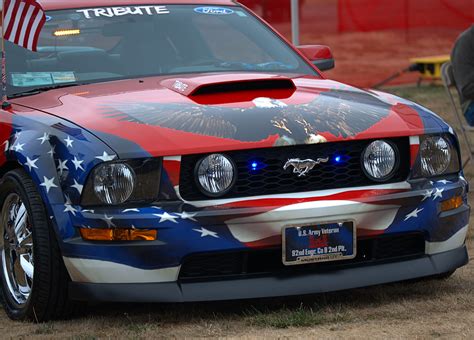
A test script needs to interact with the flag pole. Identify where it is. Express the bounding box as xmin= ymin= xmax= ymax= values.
xmin=1 ymin=0 xmax=10 ymax=110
